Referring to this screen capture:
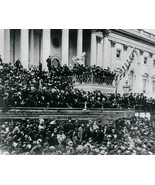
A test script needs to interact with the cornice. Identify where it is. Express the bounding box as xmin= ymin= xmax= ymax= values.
xmin=110 ymin=29 xmax=155 ymax=46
